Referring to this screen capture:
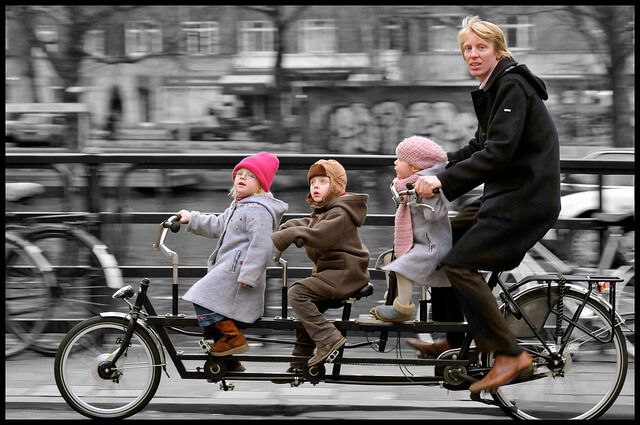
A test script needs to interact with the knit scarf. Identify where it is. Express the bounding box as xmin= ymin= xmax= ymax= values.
xmin=393 ymin=174 xmax=420 ymax=257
